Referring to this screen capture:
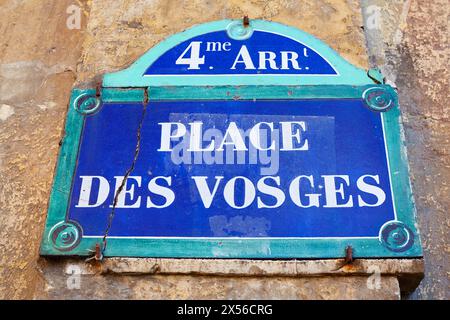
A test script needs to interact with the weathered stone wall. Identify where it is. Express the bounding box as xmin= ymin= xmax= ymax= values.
xmin=76 ymin=0 xmax=368 ymax=86
xmin=0 ymin=0 xmax=91 ymax=299
xmin=361 ymin=0 xmax=449 ymax=299
xmin=0 ymin=0 xmax=448 ymax=299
